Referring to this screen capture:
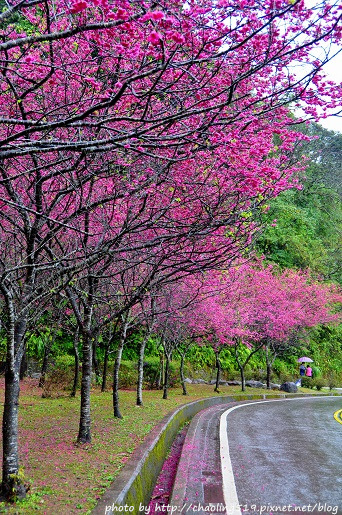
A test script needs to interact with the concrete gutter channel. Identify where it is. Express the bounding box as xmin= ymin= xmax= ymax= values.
xmin=92 ymin=392 xmax=341 ymax=515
